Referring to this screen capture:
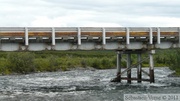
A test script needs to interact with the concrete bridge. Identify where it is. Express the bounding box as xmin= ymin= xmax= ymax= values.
xmin=0 ymin=27 xmax=180 ymax=83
